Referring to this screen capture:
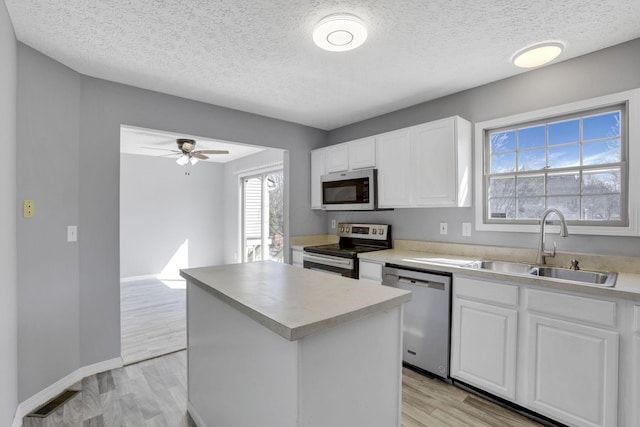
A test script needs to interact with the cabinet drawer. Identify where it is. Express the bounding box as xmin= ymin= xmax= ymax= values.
xmin=526 ymin=288 xmax=617 ymax=328
xmin=359 ymin=260 xmax=382 ymax=282
xmin=454 ymin=276 xmax=518 ymax=307
xmin=635 ymin=305 xmax=640 ymax=333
